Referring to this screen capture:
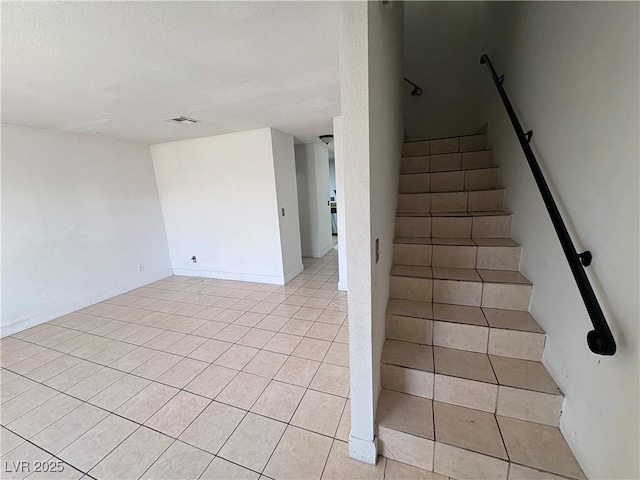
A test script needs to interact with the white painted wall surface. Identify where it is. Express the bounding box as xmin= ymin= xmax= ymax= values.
xmin=294 ymin=143 xmax=333 ymax=258
xmin=270 ymin=129 xmax=303 ymax=282
xmin=333 ymin=115 xmax=348 ymax=292
xmin=479 ymin=3 xmax=639 ymax=478
xmin=1 ymin=125 xmax=172 ymax=335
xmin=404 ymin=2 xmax=483 ymax=140
xmin=151 ymin=128 xmax=289 ymax=284
xmin=368 ymin=0 xmax=404 ymax=423
xmin=341 ymin=1 xmax=376 ymax=463
xmin=340 ymin=0 xmax=404 ymax=464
